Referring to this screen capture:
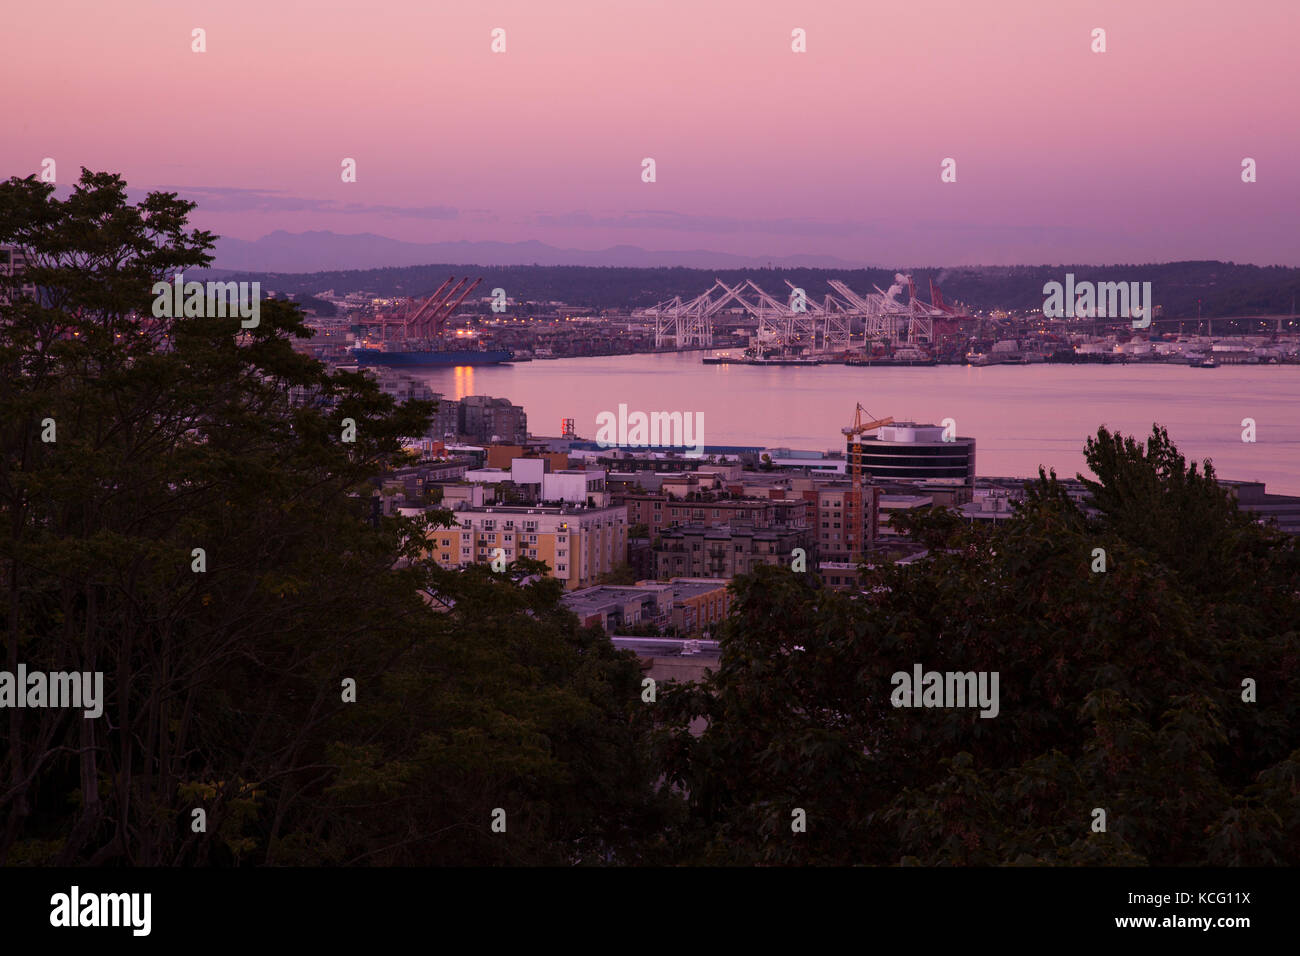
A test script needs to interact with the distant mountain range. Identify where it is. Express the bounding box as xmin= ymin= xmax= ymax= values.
xmin=196 ymin=257 xmax=1300 ymax=320
xmin=211 ymin=231 xmax=867 ymax=272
